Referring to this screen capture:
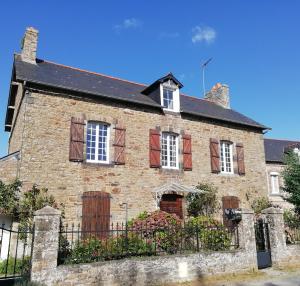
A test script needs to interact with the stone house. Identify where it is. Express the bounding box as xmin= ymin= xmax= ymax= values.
xmin=264 ymin=138 xmax=300 ymax=209
xmin=0 ymin=27 xmax=270 ymax=227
